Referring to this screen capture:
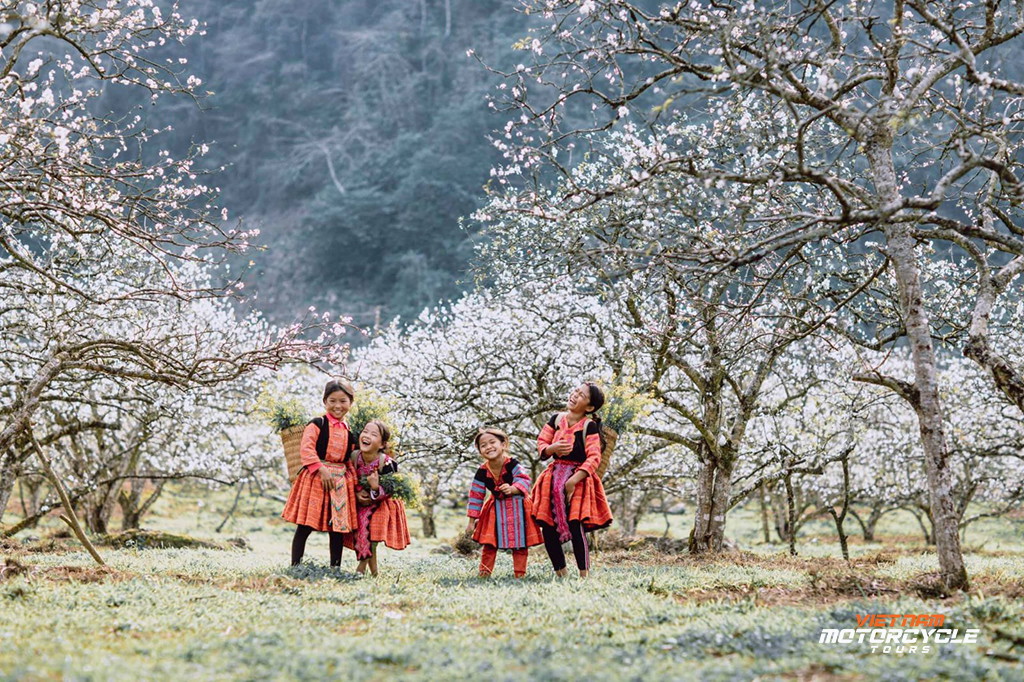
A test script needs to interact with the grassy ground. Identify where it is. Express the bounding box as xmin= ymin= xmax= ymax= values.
xmin=1 ymin=487 xmax=1023 ymax=681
